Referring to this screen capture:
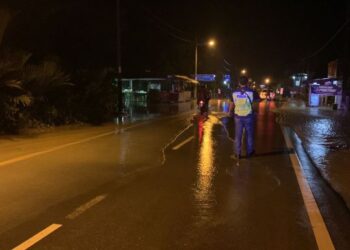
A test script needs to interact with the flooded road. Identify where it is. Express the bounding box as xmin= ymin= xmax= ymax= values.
xmin=1 ymin=99 xmax=349 ymax=249
xmin=276 ymin=101 xmax=350 ymax=209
